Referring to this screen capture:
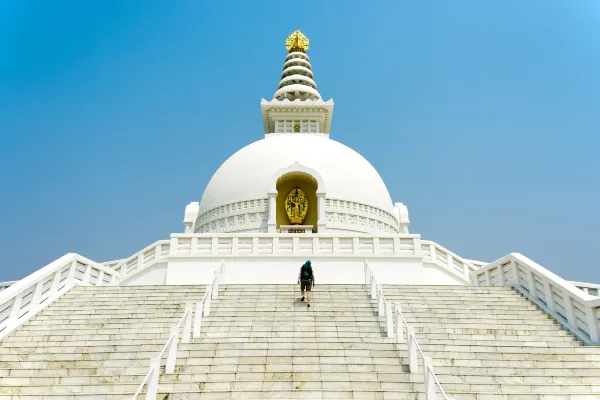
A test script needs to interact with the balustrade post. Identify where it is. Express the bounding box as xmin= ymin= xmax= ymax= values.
xmin=219 ymin=261 xmax=226 ymax=285
xmin=204 ymin=286 xmax=212 ymax=317
xmin=137 ymin=253 xmax=144 ymax=272
xmin=119 ymin=262 xmax=127 ymax=282
xmin=82 ymin=264 xmax=92 ymax=285
xmin=395 ymin=305 xmax=404 ymax=343
xmin=542 ymin=279 xmax=555 ymax=313
xmin=429 ymin=244 xmax=436 ymax=263
xmin=50 ymin=270 xmax=62 ymax=296
xmin=510 ymin=260 xmax=519 ymax=286
xmin=585 ymin=304 xmax=599 ymax=343
xmin=407 ymin=327 xmax=418 ymax=373
xmin=147 ymin=357 xmax=160 ymax=400
xmin=413 ymin=237 xmax=422 ymax=257
xmin=182 ymin=303 xmax=192 ymax=343
xmin=386 ymin=301 xmax=393 ymax=337
xmin=463 ymin=264 xmax=470 ymax=282
xmin=423 ymin=357 xmax=435 ymax=399
xmin=155 ymin=243 xmax=163 ymax=261
xmin=97 ymin=270 xmax=105 ymax=286
xmin=373 ymin=237 xmax=380 ymax=255
xmin=67 ymin=260 xmax=77 ymax=284
xmin=563 ymin=292 xmax=576 ymax=330
xmin=9 ymin=295 xmax=23 ymax=324
xmin=526 ymin=269 xmax=537 ymax=297
xmin=370 ymin=276 xmax=376 ymax=300
xmin=378 ymin=287 xmax=384 ymax=316
xmin=170 ymin=237 xmax=179 ymax=256
xmin=193 ymin=300 xmax=204 ymax=339
xmin=497 ymin=263 xmax=505 ymax=285
xmin=212 ymin=271 xmax=220 ymax=299
xmin=30 ymin=281 xmax=44 ymax=314
xmin=166 ymin=327 xmax=179 ymax=374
